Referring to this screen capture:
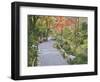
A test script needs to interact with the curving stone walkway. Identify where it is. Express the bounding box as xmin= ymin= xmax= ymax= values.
xmin=37 ymin=39 xmax=68 ymax=66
